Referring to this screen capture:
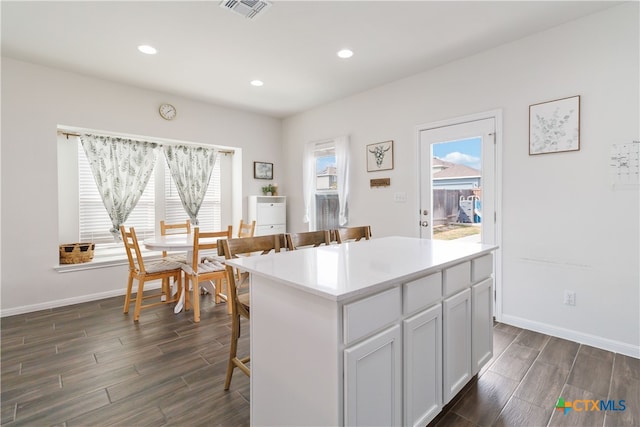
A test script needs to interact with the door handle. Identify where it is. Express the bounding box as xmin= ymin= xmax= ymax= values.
xmin=420 ymin=221 xmax=429 ymax=227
